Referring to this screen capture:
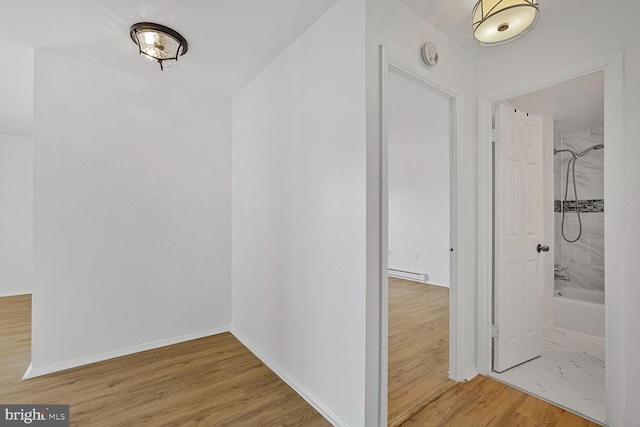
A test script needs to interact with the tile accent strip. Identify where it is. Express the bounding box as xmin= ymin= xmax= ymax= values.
xmin=554 ymin=199 xmax=604 ymax=213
